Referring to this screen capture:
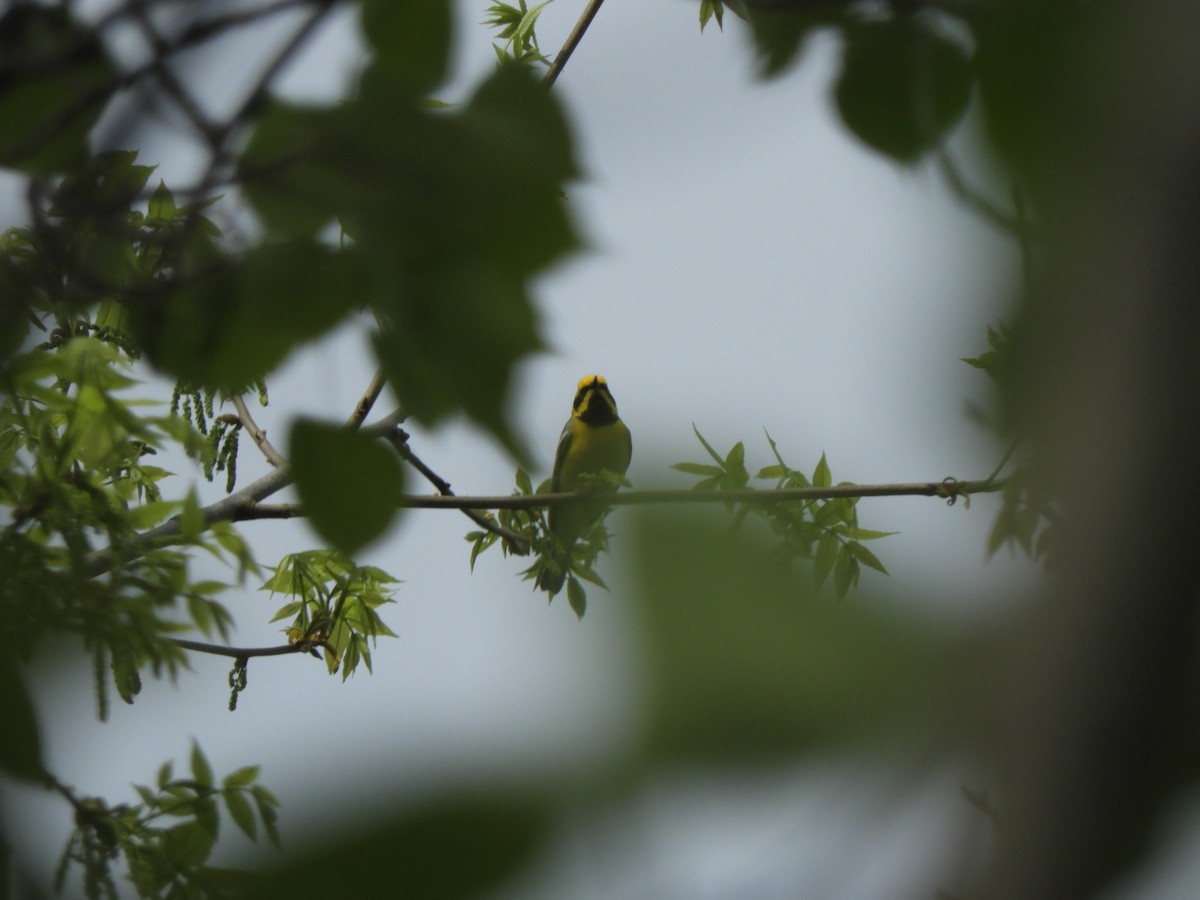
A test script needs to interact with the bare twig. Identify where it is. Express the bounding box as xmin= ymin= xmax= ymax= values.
xmin=388 ymin=477 xmax=1005 ymax=510
xmin=170 ymin=637 xmax=318 ymax=659
xmin=543 ymin=0 xmax=607 ymax=88
xmin=345 ymin=369 xmax=388 ymax=429
xmin=231 ymin=393 xmax=286 ymax=467
xmin=384 ymin=429 xmax=532 ymax=554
